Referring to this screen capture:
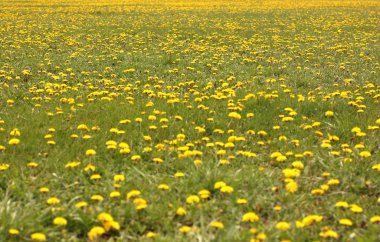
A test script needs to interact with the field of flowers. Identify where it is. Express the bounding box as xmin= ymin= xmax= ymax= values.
xmin=0 ymin=0 xmax=379 ymax=241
